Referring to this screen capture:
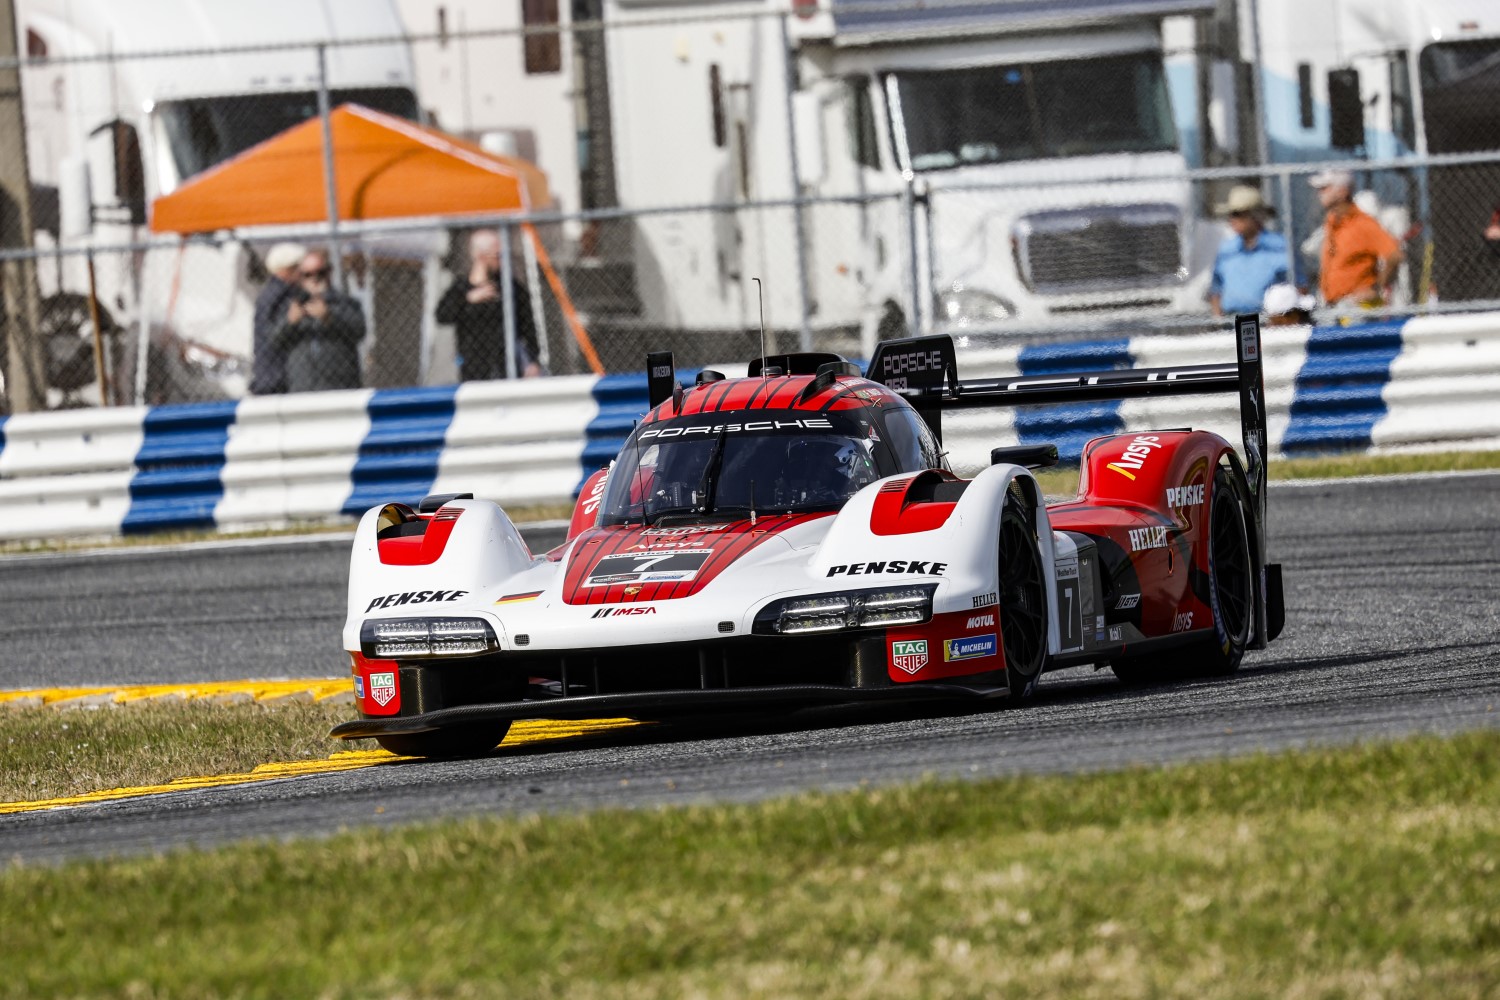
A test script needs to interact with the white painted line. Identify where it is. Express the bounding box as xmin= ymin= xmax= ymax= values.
xmin=1269 ymin=467 xmax=1500 ymax=489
